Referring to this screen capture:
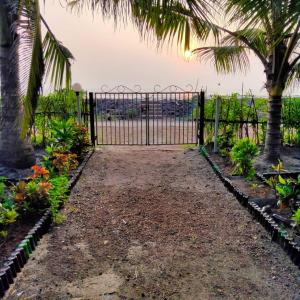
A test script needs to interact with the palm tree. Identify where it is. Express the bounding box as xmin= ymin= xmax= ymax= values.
xmin=193 ymin=0 xmax=300 ymax=162
xmin=0 ymin=0 xmax=73 ymax=168
xmin=141 ymin=0 xmax=300 ymax=162
xmin=69 ymin=0 xmax=300 ymax=162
